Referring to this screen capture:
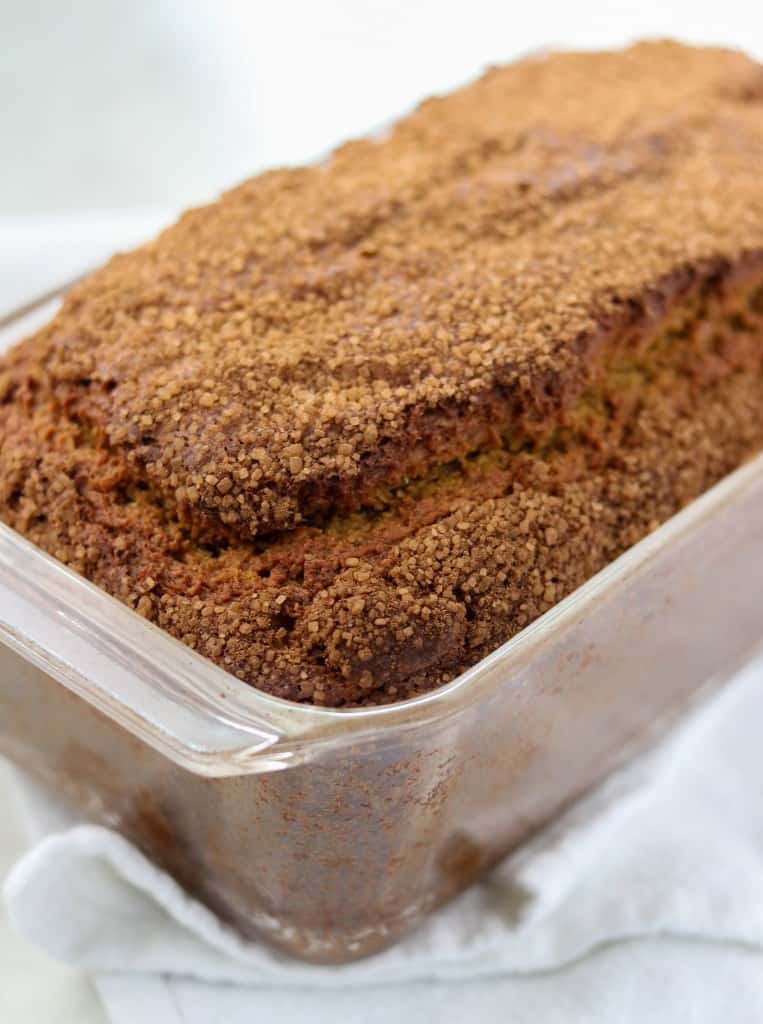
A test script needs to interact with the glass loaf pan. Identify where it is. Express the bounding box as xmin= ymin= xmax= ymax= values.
xmin=1 ymin=297 xmax=763 ymax=964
